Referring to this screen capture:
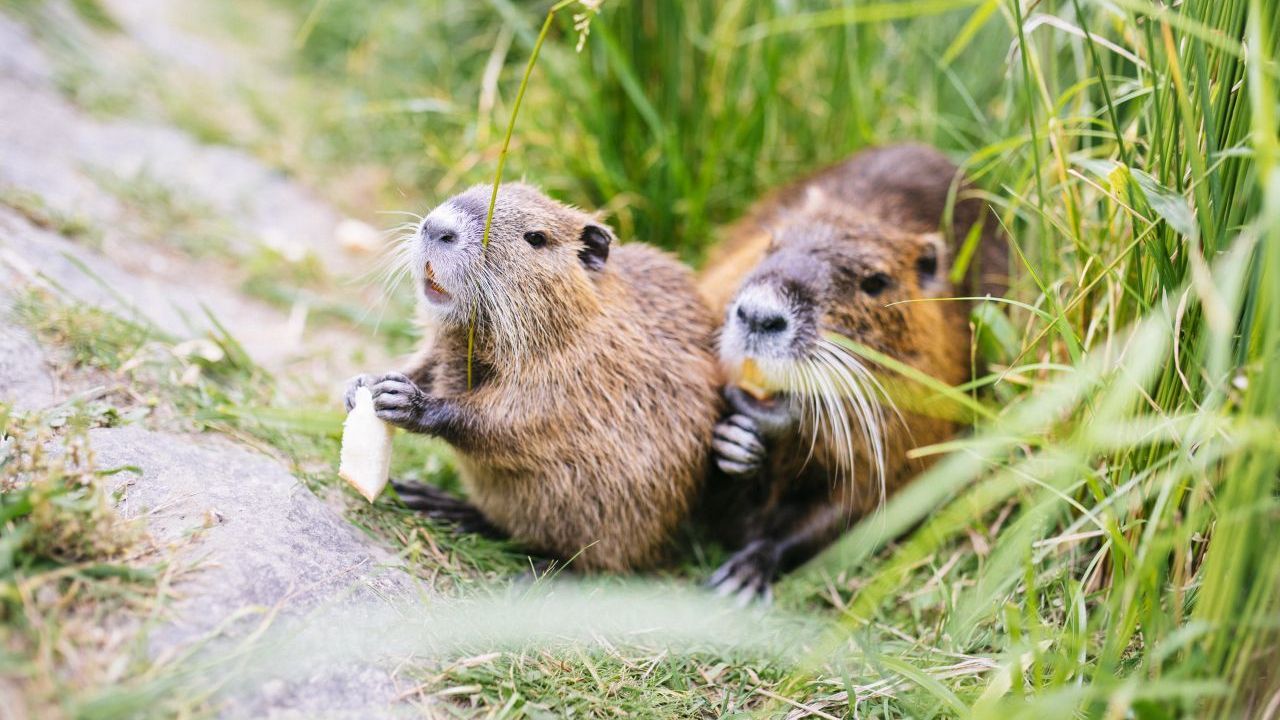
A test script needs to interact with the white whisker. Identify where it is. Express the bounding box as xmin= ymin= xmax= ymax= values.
xmin=817 ymin=345 xmax=883 ymax=504
xmin=790 ymin=360 xmax=824 ymax=470
xmin=773 ymin=335 xmax=903 ymax=512
xmin=376 ymin=210 xmax=425 ymax=221
xmin=819 ymin=337 xmax=901 ymax=506
xmin=817 ymin=351 xmax=862 ymax=494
